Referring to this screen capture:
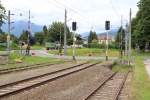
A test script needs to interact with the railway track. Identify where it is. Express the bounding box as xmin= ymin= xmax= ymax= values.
xmin=0 ymin=61 xmax=100 ymax=98
xmin=85 ymin=72 xmax=129 ymax=100
xmin=0 ymin=61 xmax=71 ymax=75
